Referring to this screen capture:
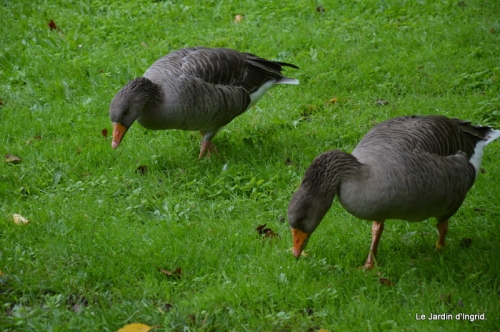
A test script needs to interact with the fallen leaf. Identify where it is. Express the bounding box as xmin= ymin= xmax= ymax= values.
xmin=255 ymin=223 xmax=268 ymax=235
xmin=48 ymin=19 xmax=58 ymax=31
xmin=5 ymin=154 xmax=21 ymax=164
xmin=101 ymin=128 xmax=108 ymax=138
xmin=376 ymin=99 xmax=389 ymax=106
xmin=135 ymin=165 xmax=148 ymax=175
xmin=255 ymin=223 xmax=280 ymax=241
xmin=234 ymin=14 xmax=244 ymax=23
xmin=330 ymin=97 xmax=338 ymax=104
xmin=118 ymin=323 xmax=159 ymax=332
xmin=264 ymin=229 xmax=279 ymax=239
xmin=12 ymin=214 xmax=29 ymax=225
xmin=379 ymin=278 xmax=394 ymax=286
xmin=459 ymin=238 xmax=472 ymax=248
xmin=159 ymin=267 xmax=182 ymax=279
